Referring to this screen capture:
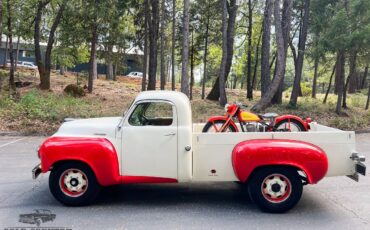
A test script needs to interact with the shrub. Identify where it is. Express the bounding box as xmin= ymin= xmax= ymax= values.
xmin=64 ymin=84 xmax=86 ymax=97
xmin=300 ymin=82 xmax=312 ymax=97
xmin=285 ymin=82 xmax=312 ymax=97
